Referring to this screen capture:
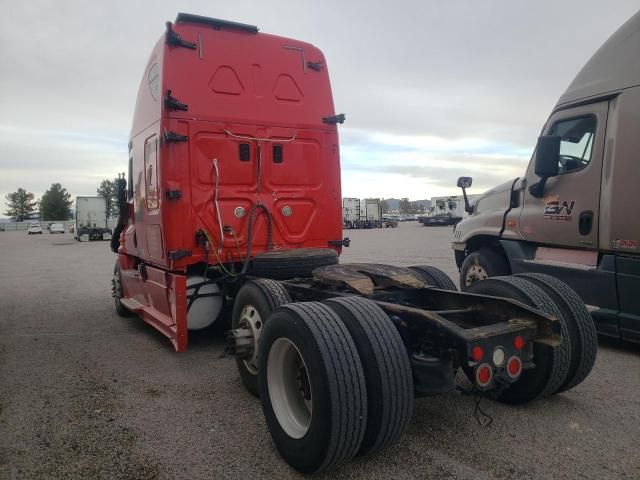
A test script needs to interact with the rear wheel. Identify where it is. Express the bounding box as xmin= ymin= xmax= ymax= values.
xmin=516 ymin=273 xmax=597 ymax=392
xmin=409 ymin=265 xmax=457 ymax=291
xmin=466 ymin=277 xmax=571 ymax=404
xmin=323 ymin=296 xmax=413 ymax=456
xmin=460 ymin=249 xmax=510 ymax=290
xmin=258 ymin=302 xmax=367 ymax=474
xmin=232 ymin=279 xmax=291 ymax=396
